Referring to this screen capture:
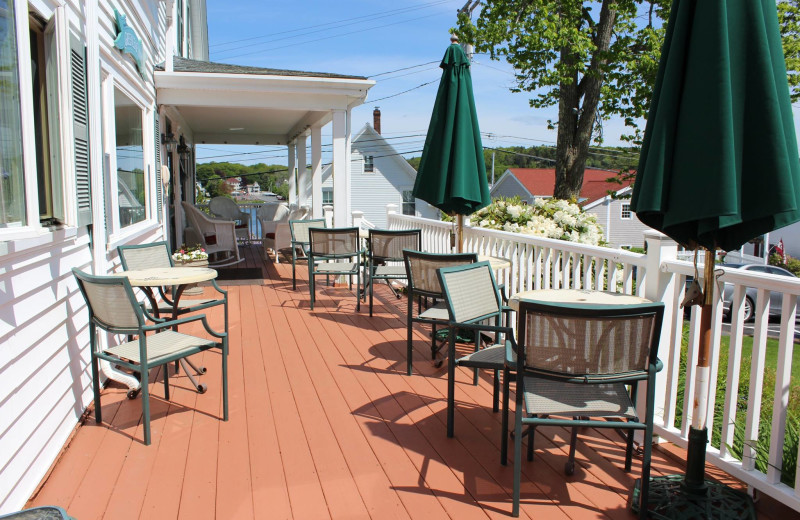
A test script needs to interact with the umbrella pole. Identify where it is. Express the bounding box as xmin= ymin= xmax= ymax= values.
xmin=633 ymin=247 xmax=755 ymax=519
xmin=456 ymin=214 xmax=464 ymax=253
xmin=683 ymin=247 xmax=716 ymax=491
